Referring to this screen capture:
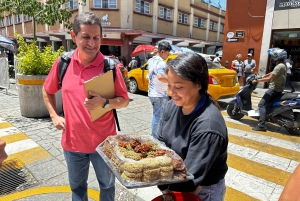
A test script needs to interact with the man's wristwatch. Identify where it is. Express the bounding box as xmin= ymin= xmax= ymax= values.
xmin=103 ymin=98 xmax=110 ymax=108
